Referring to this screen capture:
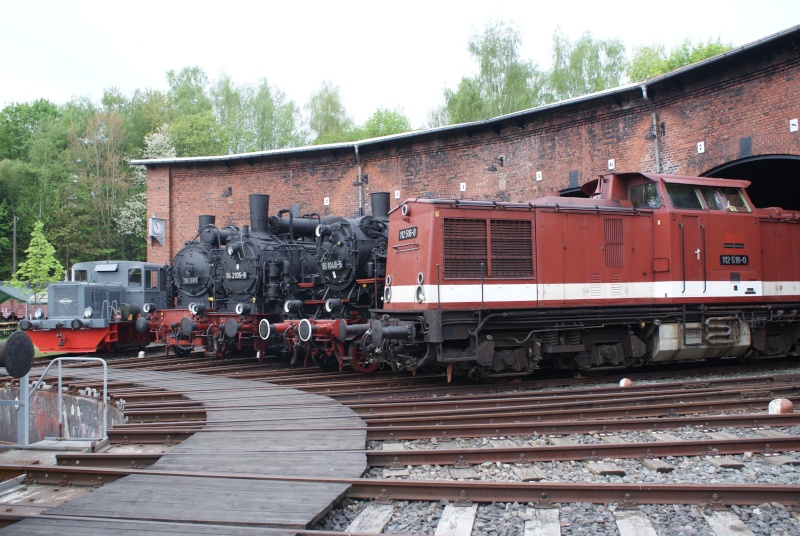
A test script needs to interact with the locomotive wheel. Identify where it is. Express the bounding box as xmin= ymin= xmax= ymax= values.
xmin=348 ymin=343 xmax=379 ymax=374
